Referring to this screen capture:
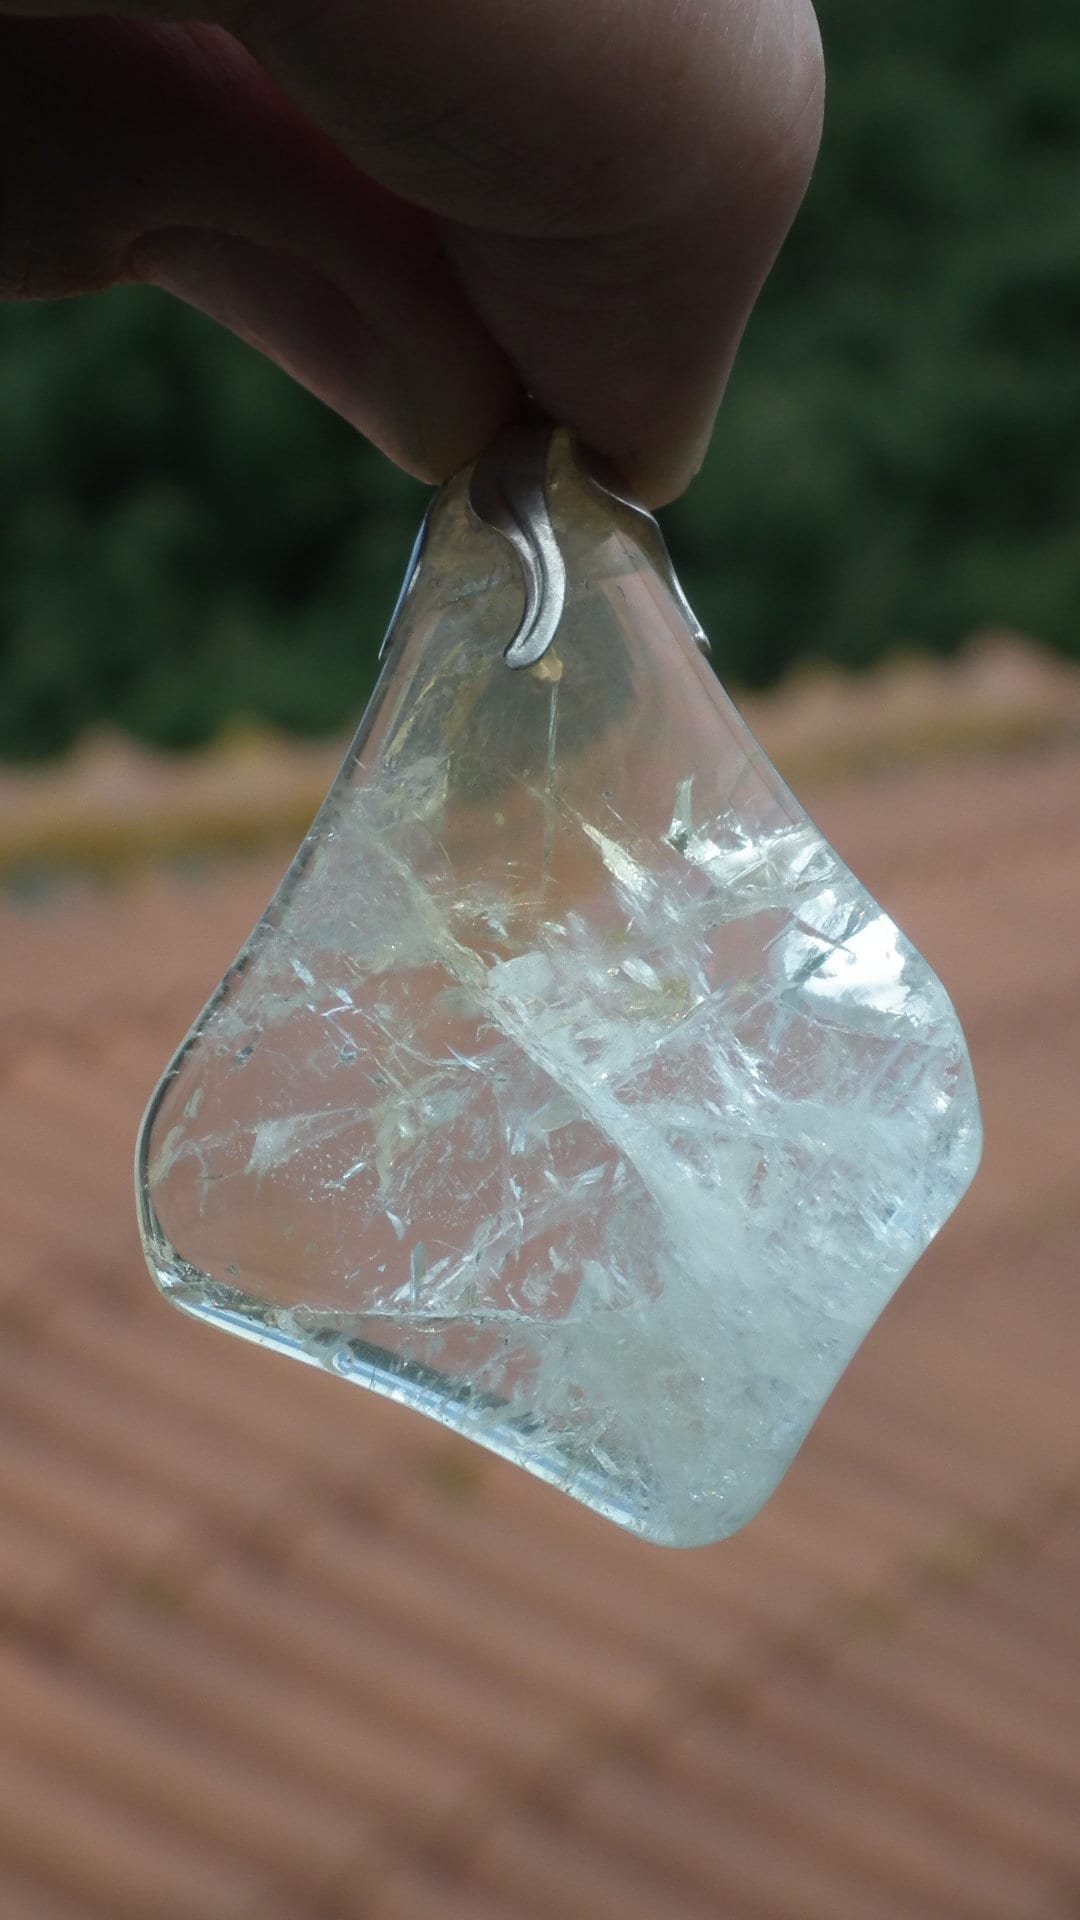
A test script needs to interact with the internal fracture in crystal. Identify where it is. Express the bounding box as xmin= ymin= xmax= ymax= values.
xmin=137 ymin=429 xmax=982 ymax=1548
